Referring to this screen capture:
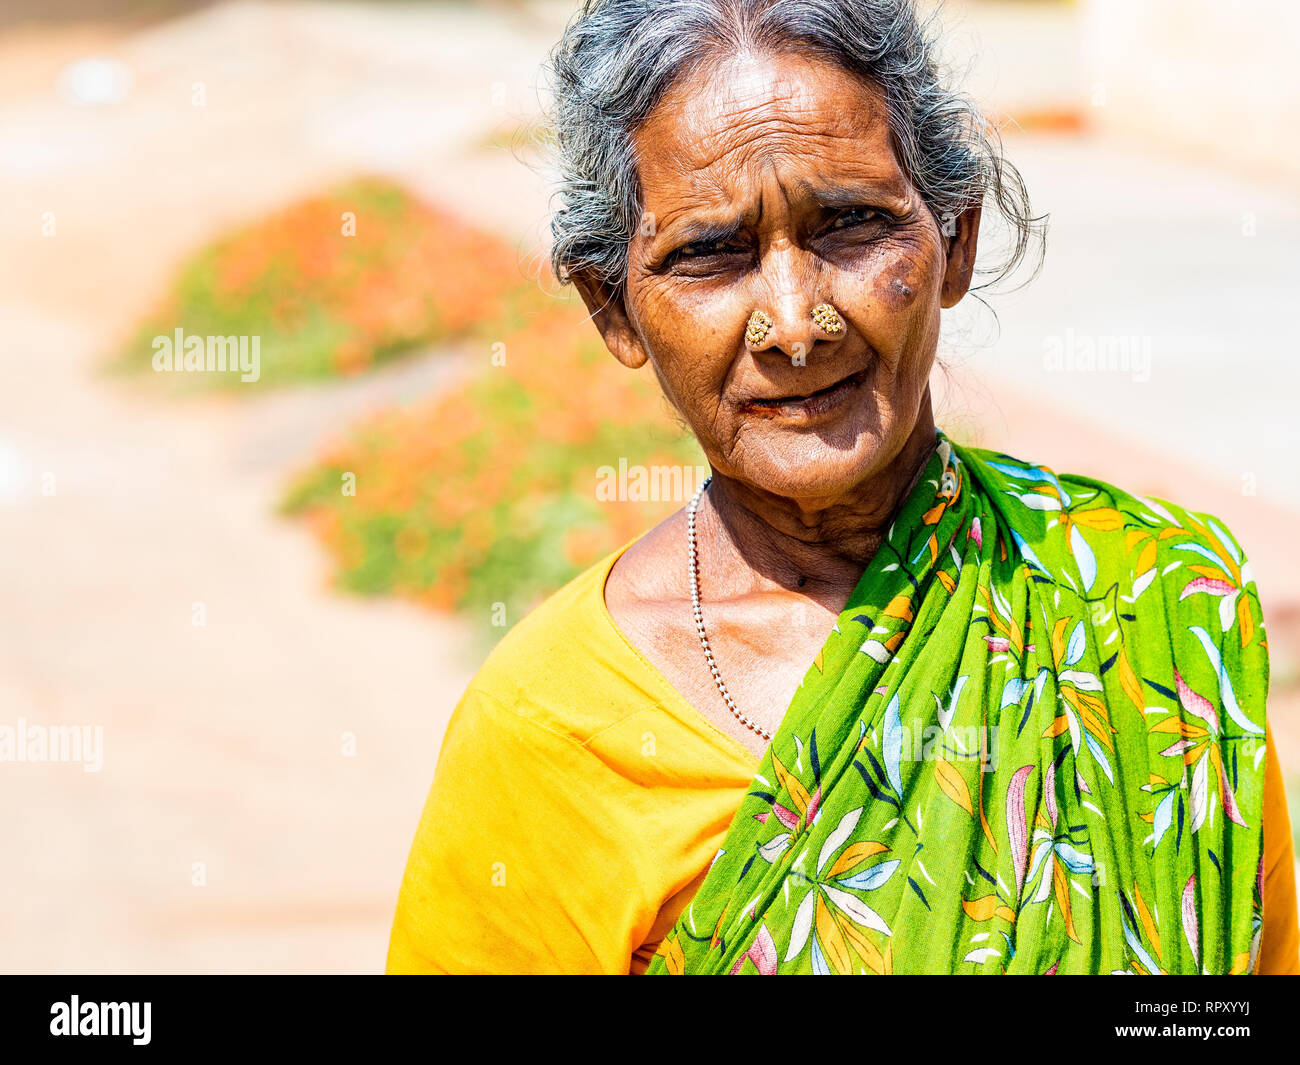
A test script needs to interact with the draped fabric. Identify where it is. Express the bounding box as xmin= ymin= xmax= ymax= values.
xmin=646 ymin=433 xmax=1268 ymax=975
